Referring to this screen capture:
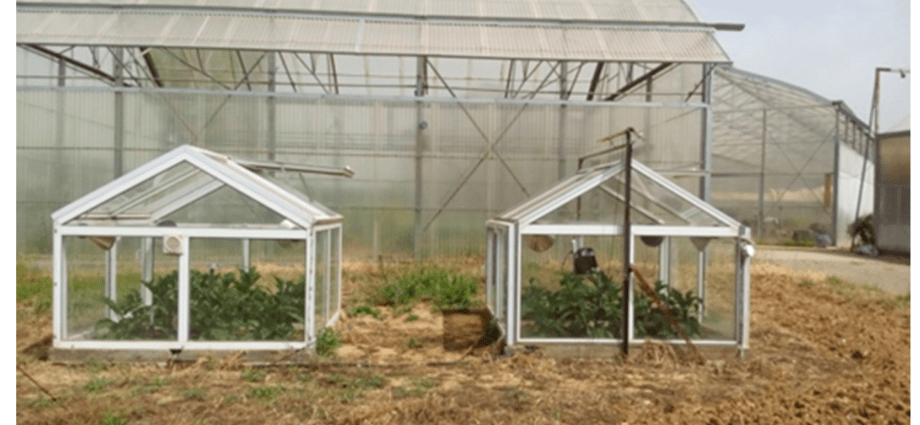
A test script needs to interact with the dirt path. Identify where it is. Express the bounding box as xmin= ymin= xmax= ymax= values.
xmin=754 ymin=246 xmax=910 ymax=295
